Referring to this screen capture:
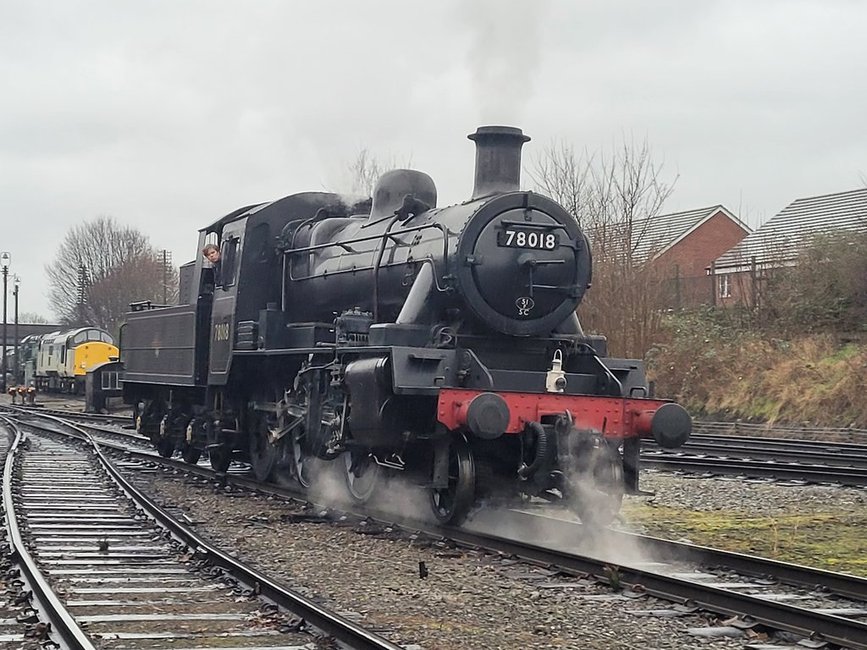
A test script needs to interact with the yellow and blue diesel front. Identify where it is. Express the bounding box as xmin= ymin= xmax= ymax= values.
xmin=68 ymin=340 xmax=119 ymax=378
